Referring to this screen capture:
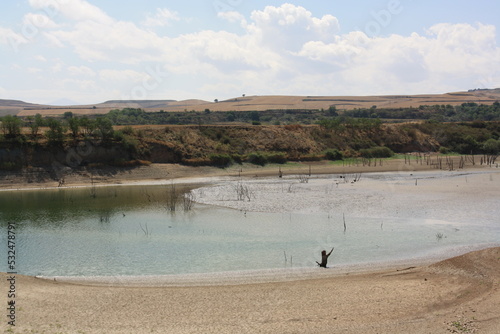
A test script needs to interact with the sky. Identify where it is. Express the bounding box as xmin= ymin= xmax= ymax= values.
xmin=0 ymin=0 xmax=499 ymax=105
